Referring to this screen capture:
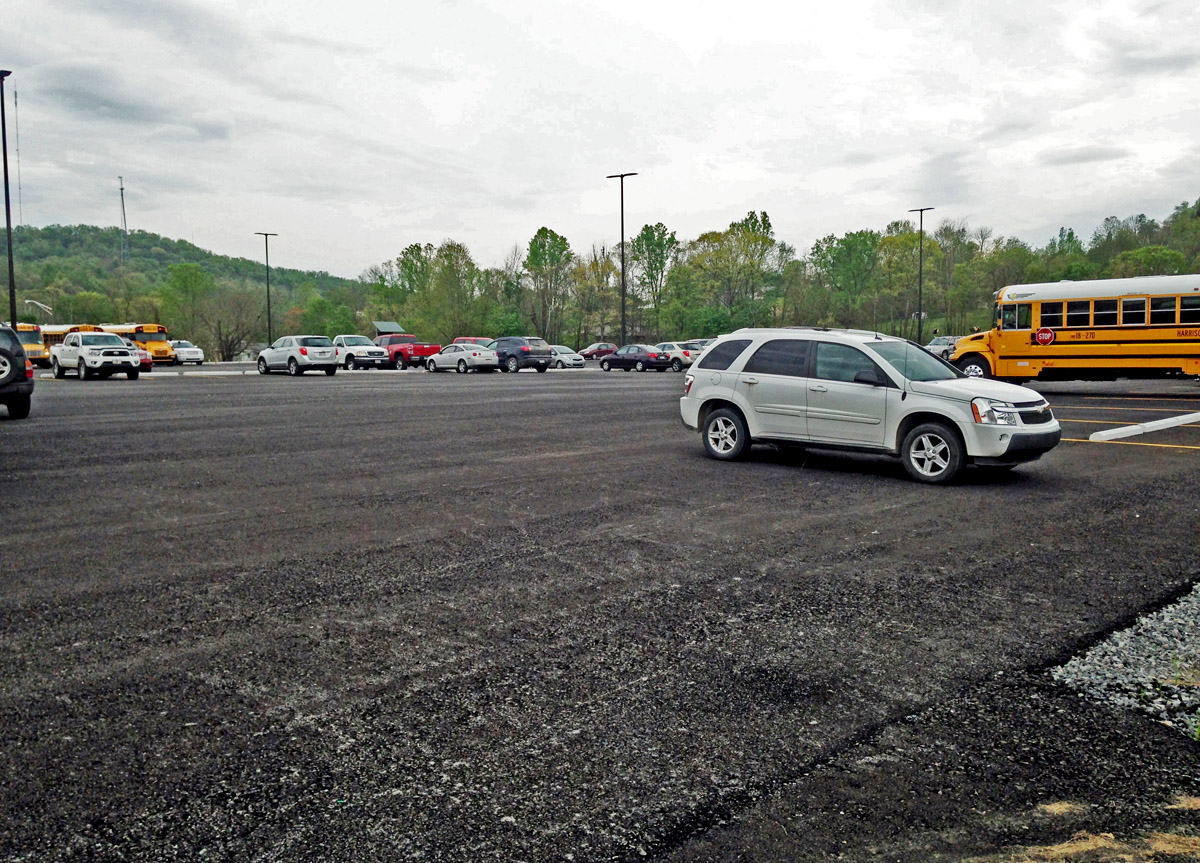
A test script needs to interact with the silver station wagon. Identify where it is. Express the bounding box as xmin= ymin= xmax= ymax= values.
xmin=679 ymin=327 xmax=1061 ymax=483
